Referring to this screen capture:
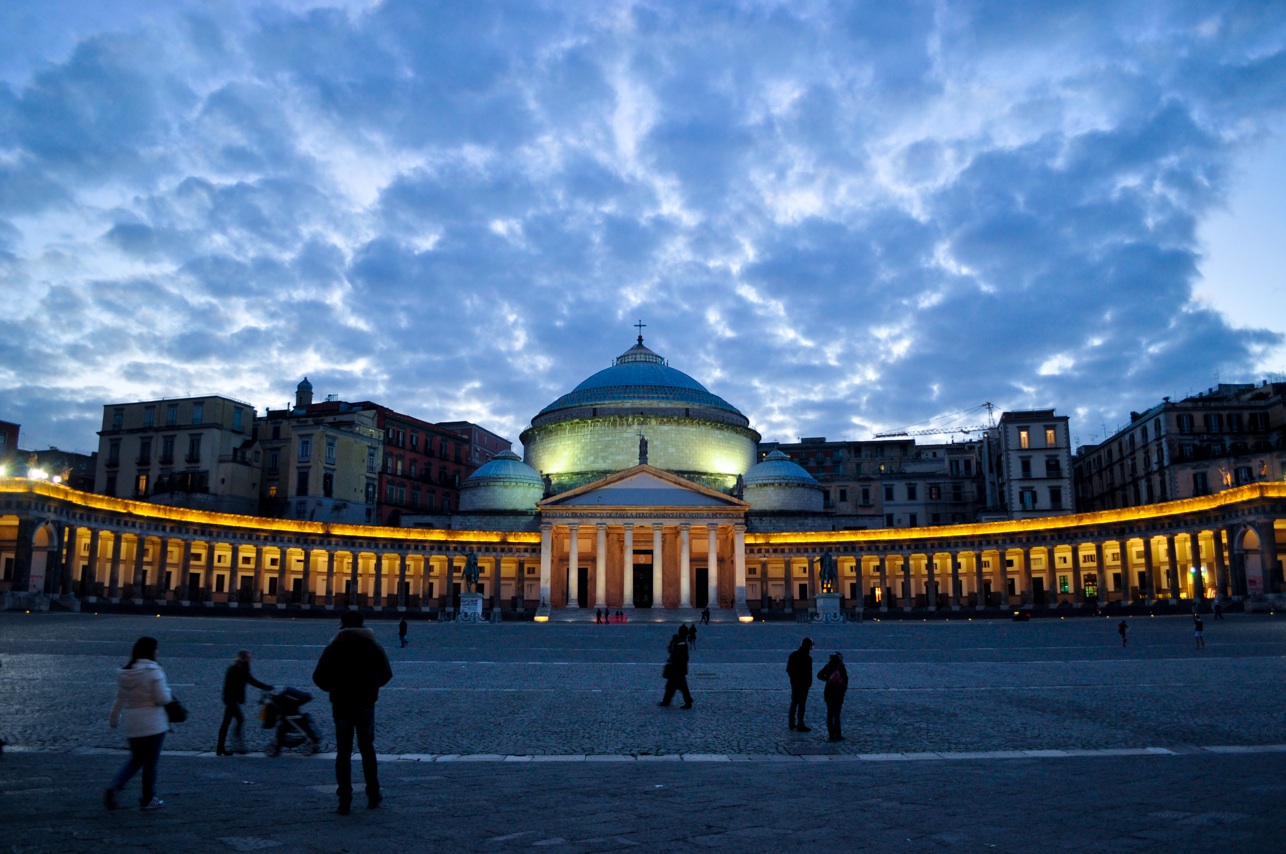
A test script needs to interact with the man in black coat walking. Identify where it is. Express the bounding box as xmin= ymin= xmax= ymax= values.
xmin=658 ymin=625 xmax=693 ymax=709
xmin=786 ymin=637 xmax=814 ymax=732
xmin=217 ymin=650 xmax=272 ymax=755
xmin=313 ymin=611 xmax=393 ymax=814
